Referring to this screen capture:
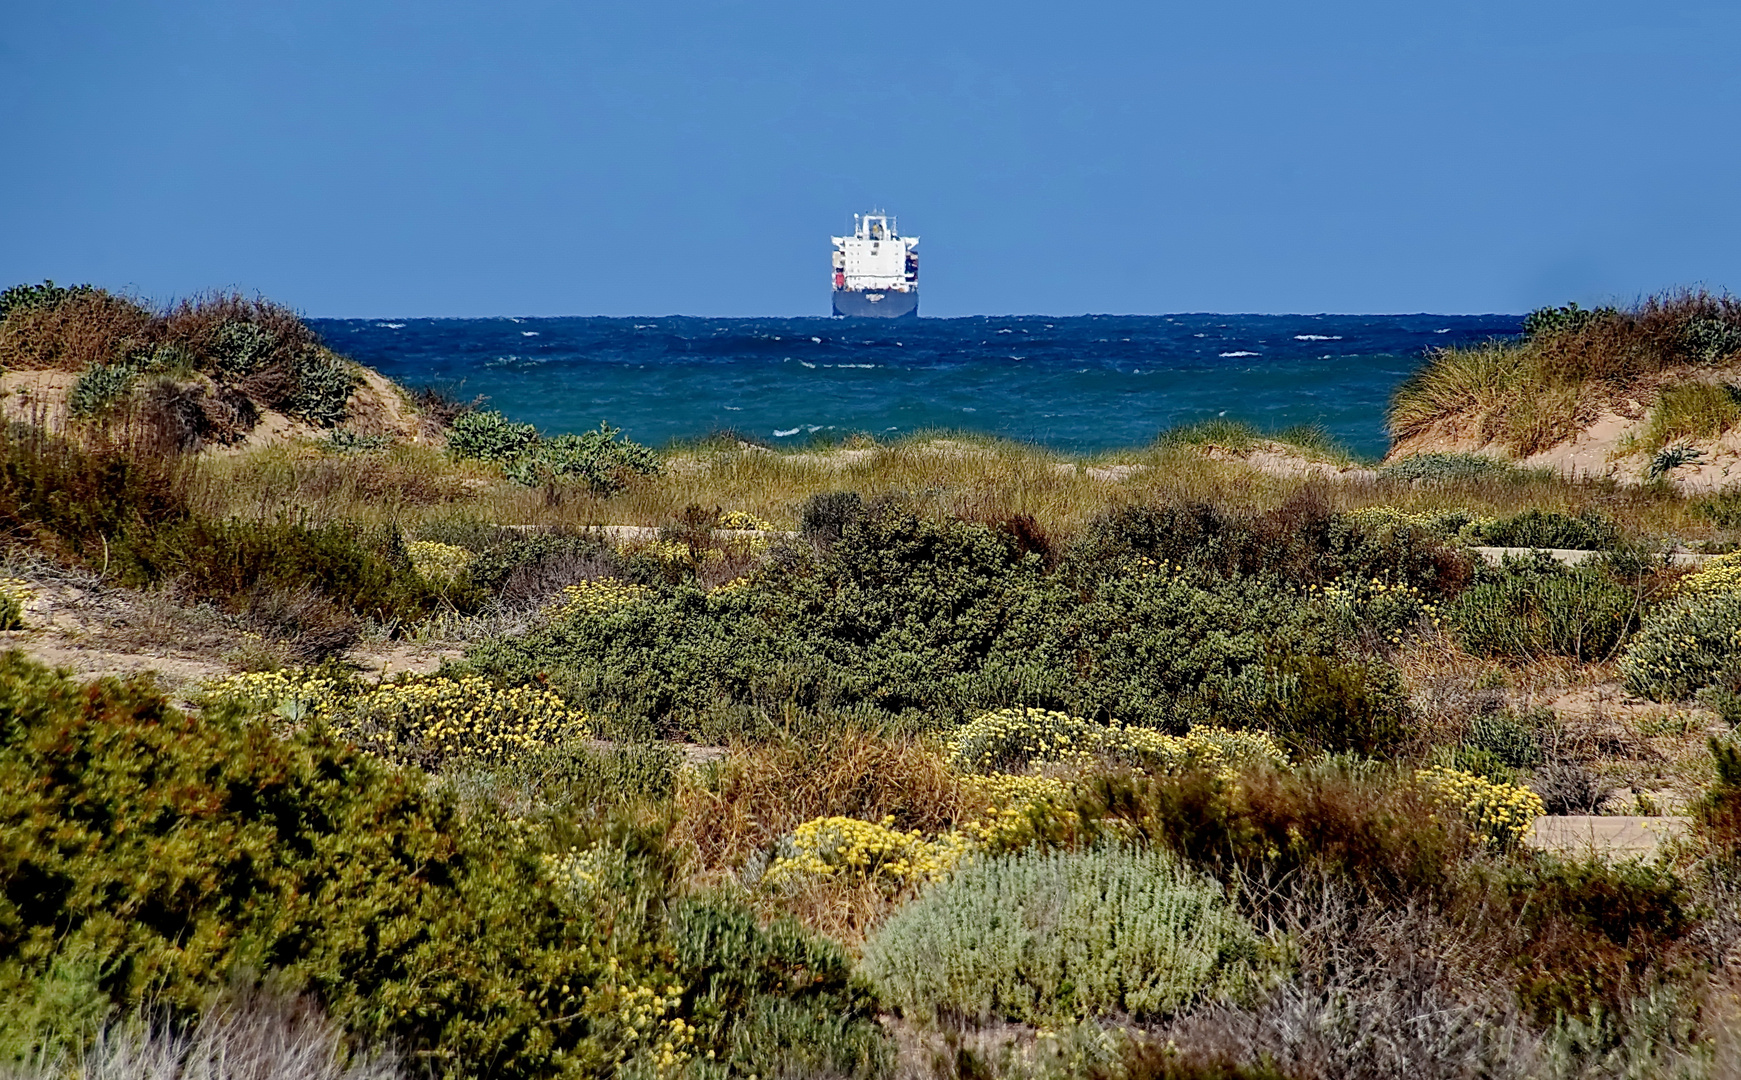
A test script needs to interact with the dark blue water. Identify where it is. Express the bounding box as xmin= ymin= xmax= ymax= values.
xmin=309 ymin=314 xmax=1520 ymax=460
